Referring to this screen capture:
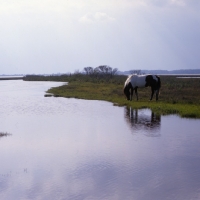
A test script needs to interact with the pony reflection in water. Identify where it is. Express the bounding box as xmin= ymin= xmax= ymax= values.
xmin=124 ymin=74 xmax=161 ymax=101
